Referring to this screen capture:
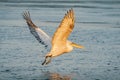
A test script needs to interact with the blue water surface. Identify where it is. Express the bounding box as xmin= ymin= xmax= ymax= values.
xmin=0 ymin=0 xmax=120 ymax=80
